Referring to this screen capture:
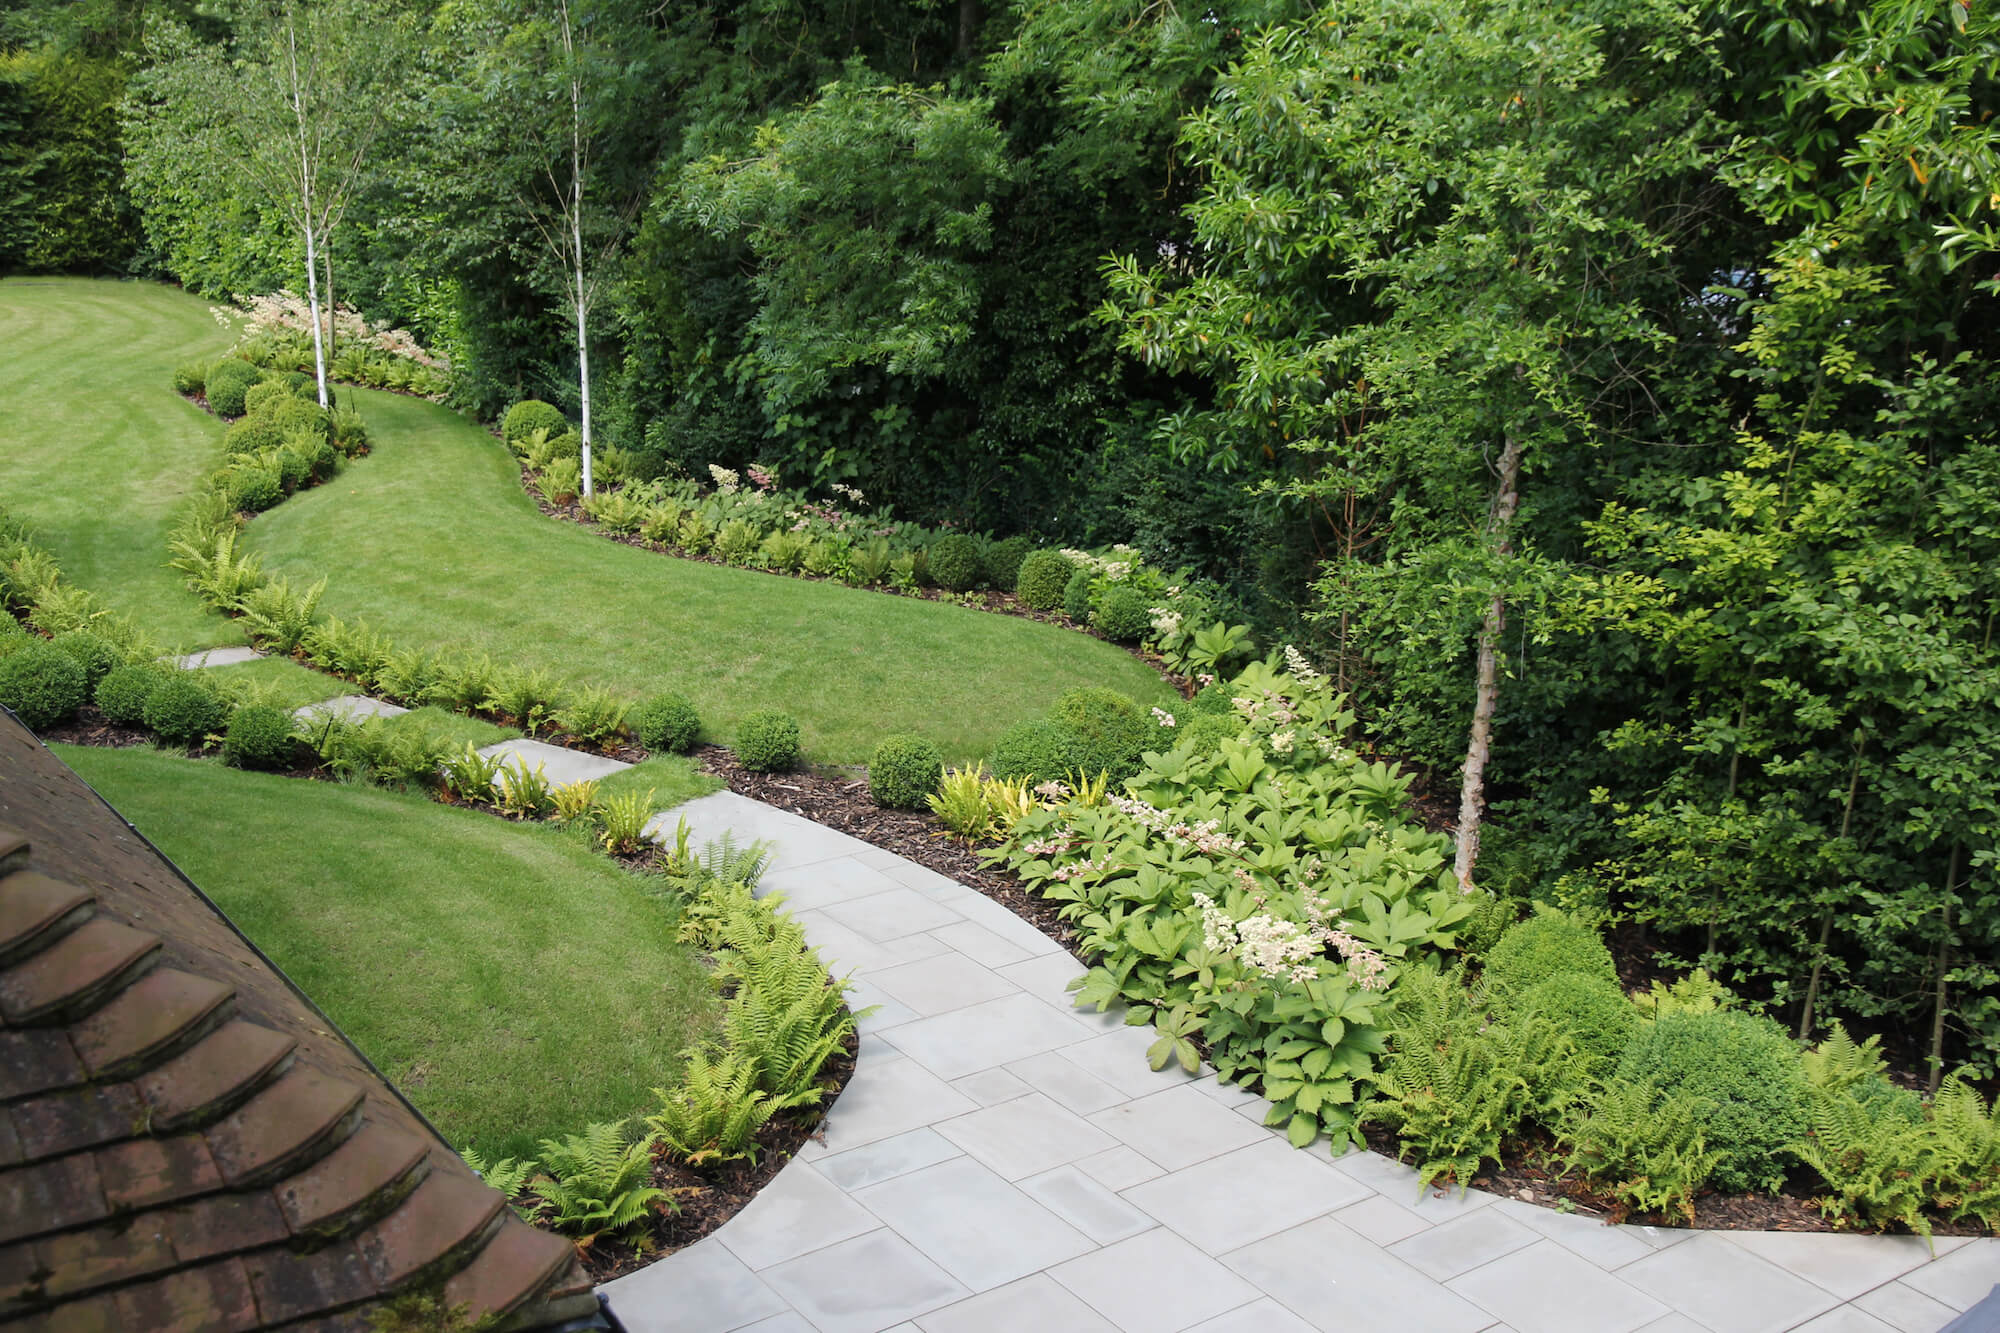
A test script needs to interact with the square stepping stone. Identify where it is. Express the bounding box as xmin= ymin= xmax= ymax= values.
xmin=816 ymin=1128 xmax=964 ymax=1192
xmin=600 ymin=1233 xmax=787 ymax=1333
xmin=292 ymin=695 xmax=409 ymax=724
xmin=1721 ymin=1231 xmax=1936 ymax=1303
xmin=882 ymin=993 xmax=1097 ymax=1081
xmin=1446 ymin=1236 xmax=1673 ymax=1333
xmin=762 ymin=1230 xmax=968 ymax=1333
xmin=855 ymin=1157 xmax=1094 ymax=1293
xmin=758 ymin=856 xmax=904 ymax=913
xmin=870 ymin=954 xmax=1019 ymax=1018
xmin=475 ymin=737 xmax=630 ymax=787
xmin=1017 ymin=1165 xmax=1155 ymax=1244
xmin=914 ymin=1274 xmax=1120 ymax=1333
xmin=1051 ymin=1228 xmax=1260 ymax=1332
xmin=1123 ymin=1138 xmax=1370 ymax=1253
xmin=1619 ymin=1232 xmax=1840 ymax=1333
xmin=811 ymin=1054 xmax=980 ymax=1153
xmin=935 ymin=1092 xmax=1118 ymax=1181
xmin=169 ymin=646 xmax=263 ymax=669
xmin=1086 ymin=1083 xmax=1267 ymax=1173
xmin=1220 ymin=1214 xmax=1493 ymax=1333
xmin=1895 ymin=1239 xmax=1999 ymax=1311
xmin=714 ymin=1162 xmax=881 ymax=1271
